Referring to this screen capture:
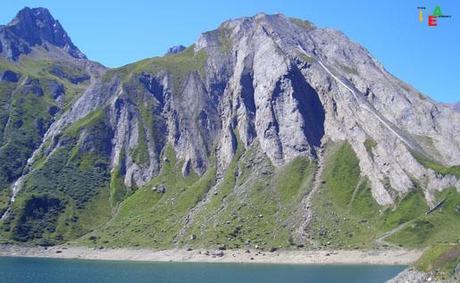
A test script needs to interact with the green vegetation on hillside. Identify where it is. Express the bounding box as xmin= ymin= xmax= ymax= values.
xmin=364 ymin=138 xmax=377 ymax=158
xmin=218 ymin=26 xmax=233 ymax=54
xmin=309 ymin=141 xmax=459 ymax=250
xmin=148 ymin=46 xmax=208 ymax=93
xmin=180 ymin=143 xmax=316 ymax=250
xmin=416 ymin=244 xmax=460 ymax=280
xmin=75 ymin=140 xmax=317 ymax=251
xmin=338 ymin=63 xmax=359 ymax=76
xmin=108 ymin=45 xmax=208 ymax=95
xmin=48 ymin=62 xmax=90 ymax=84
xmin=0 ymin=57 xmax=90 ymax=219
xmin=411 ymin=150 xmax=460 ymax=179
xmin=132 ymin=118 xmax=149 ymax=165
xmin=109 ymin=159 xmax=128 ymax=208
xmin=379 ymin=190 xmax=428 ymax=233
xmin=183 ymin=137 xmax=246 ymax=249
xmin=387 ymin=188 xmax=460 ymax=248
xmin=310 ymin=142 xmax=381 ymax=248
xmin=297 ymin=52 xmax=315 ymax=64
xmin=64 ymin=109 xmax=104 ymax=137
xmin=0 ymin=189 xmax=10 ymax=219
xmin=0 ymin=110 xmax=113 ymax=245
xmin=78 ymin=145 xmax=216 ymax=248
xmin=16 ymin=57 xmax=90 ymax=108
xmin=289 ymin=18 xmax=314 ymax=30
xmin=11 ymin=194 xmax=65 ymax=243
xmin=0 ymin=69 xmax=55 ymax=193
